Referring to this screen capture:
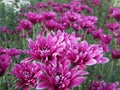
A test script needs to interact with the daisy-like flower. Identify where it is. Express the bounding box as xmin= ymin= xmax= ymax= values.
xmin=88 ymin=80 xmax=120 ymax=90
xmin=36 ymin=60 xmax=88 ymax=90
xmin=10 ymin=62 xmax=41 ymax=90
